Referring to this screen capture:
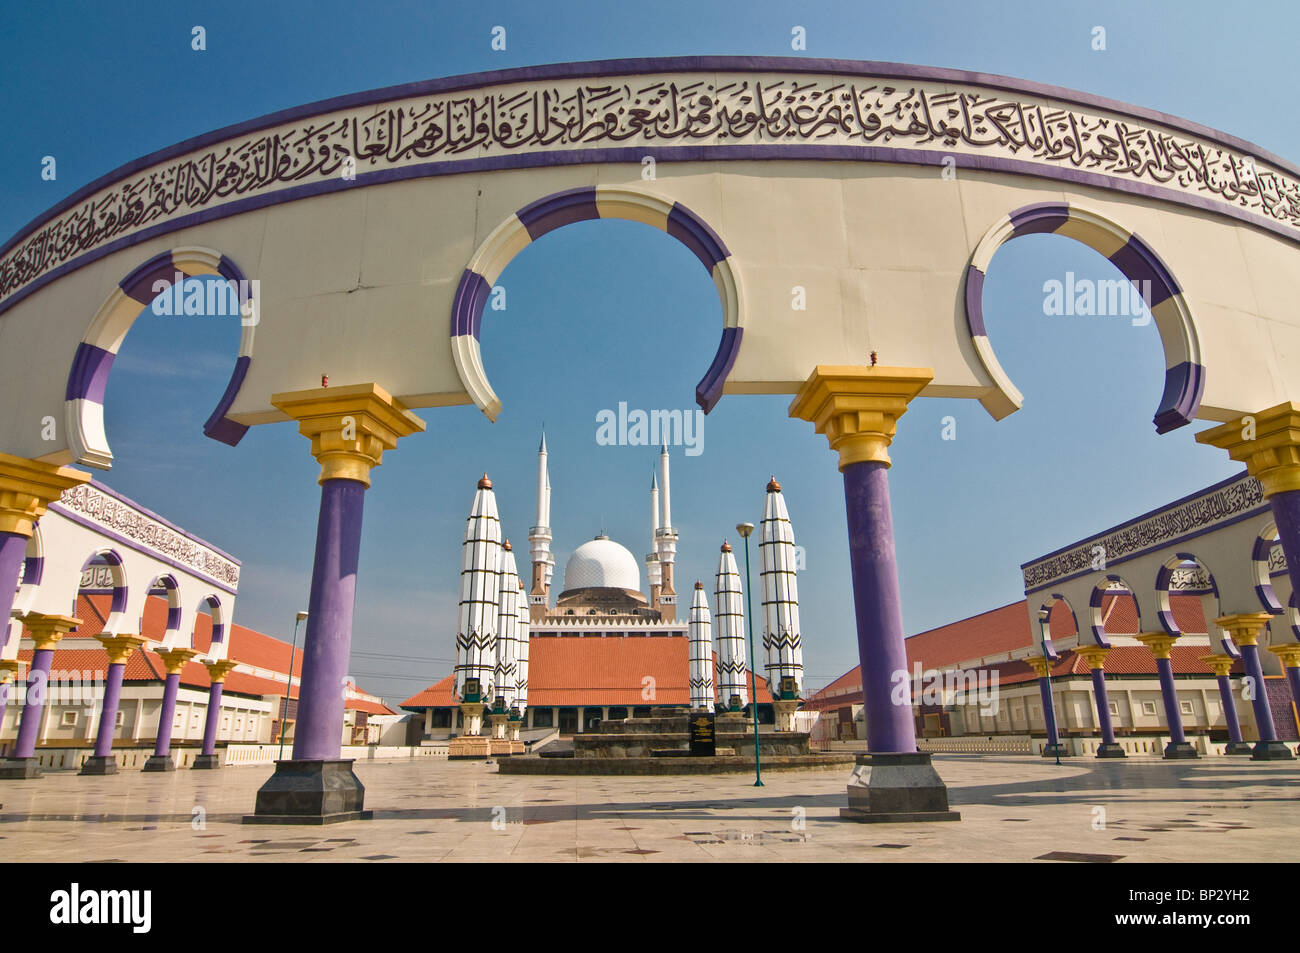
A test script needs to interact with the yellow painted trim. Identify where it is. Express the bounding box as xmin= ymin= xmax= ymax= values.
xmin=1213 ymin=612 xmax=1273 ymax=647
xmin=1198 ymin=654 xmax=1236 ymax=677
xmin=788 ymin=365 xmax=934 ymax=471
xmin=155 ymin=647 xmax=200 ymax=675
xmin=0 ymin=453 xmax=91 ymax=537
xmin=1025 ymin=655 xmax=1050 ymax=677
xmin=1196 ymin=403 xmax=1300 ymax=497
xmin=97 ymin=634 xmax=146 ymax=665
xmin=0 ymin=659 xmax=18 ymax=682
xmin=1269 ymin=644 xmax=1300 ymax=668
xmin=1075 ymin=646 xmax=1111 ymax=671
xmin=204 ymin=660 xmax=239 ymax=683
xmin=1135 ymin=631 xmax=1179 ymax=660
xmin=21 ymin=612 xmax=83 ymax=650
